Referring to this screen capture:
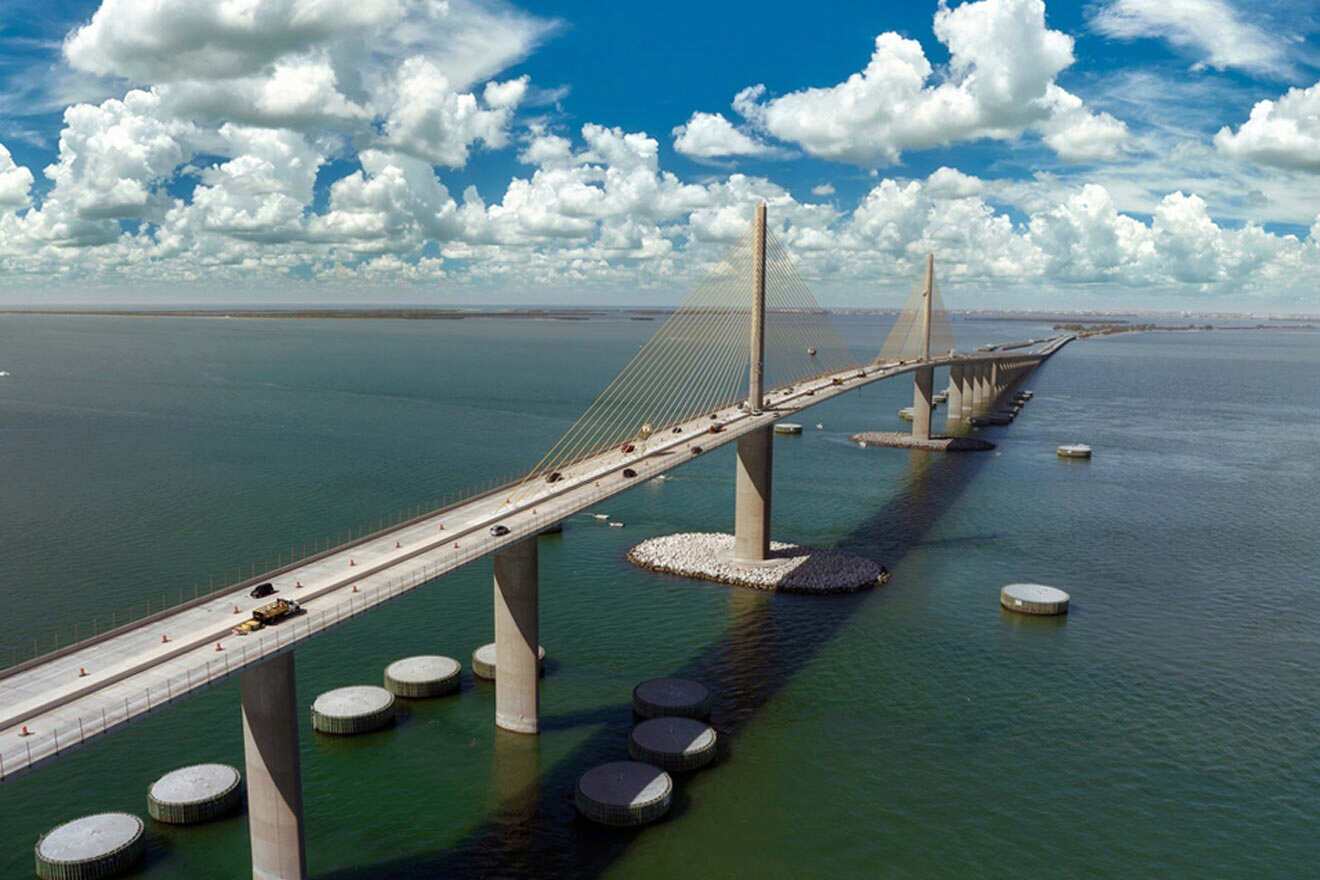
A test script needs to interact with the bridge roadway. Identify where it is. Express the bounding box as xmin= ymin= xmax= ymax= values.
xmin=0 ymin=337 xmax=1069 ymax=780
